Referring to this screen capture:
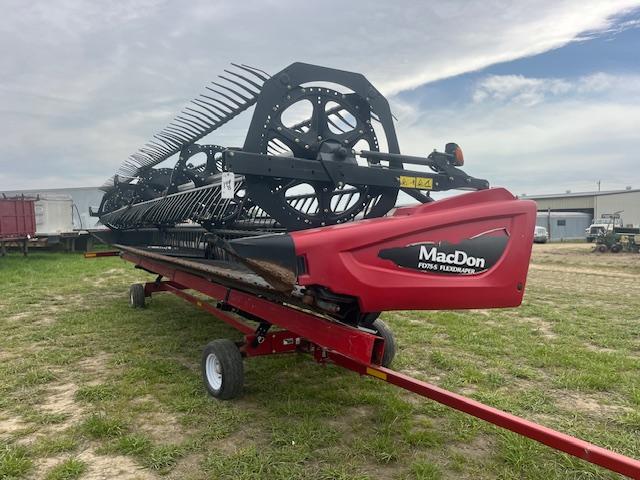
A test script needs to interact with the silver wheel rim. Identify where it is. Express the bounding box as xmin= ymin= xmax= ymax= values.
xmin=205 ymin=353 xmax=223 ymax=391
